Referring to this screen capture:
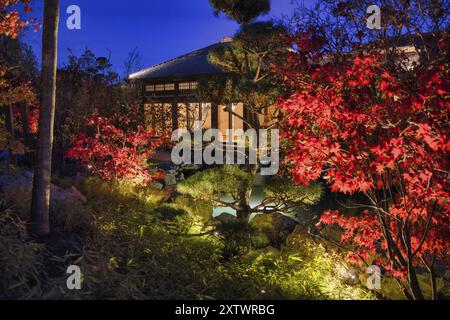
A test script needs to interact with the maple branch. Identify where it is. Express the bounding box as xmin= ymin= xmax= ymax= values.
xmin=412 ymin=200 xmax=437 ymax=258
